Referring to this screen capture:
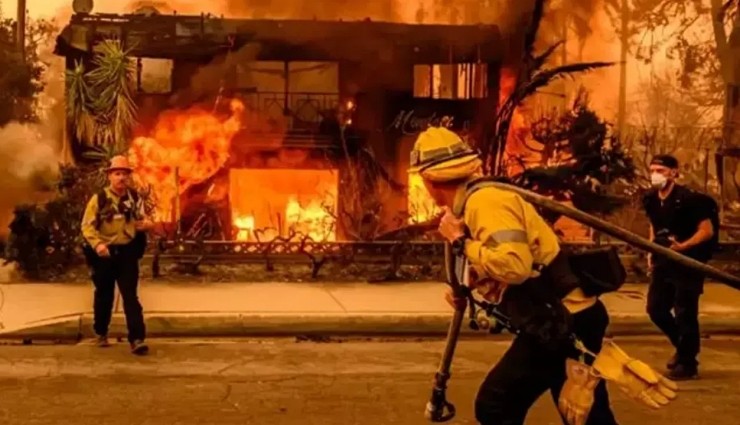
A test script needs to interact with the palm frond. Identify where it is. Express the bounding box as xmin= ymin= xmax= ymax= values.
xmin=533 ymin=40 xmax=564 ymax=70
xmin=65 ymin=61 xmax=97 ymax=144
xmin=73 ymin=39 xmax=139 ymax=152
